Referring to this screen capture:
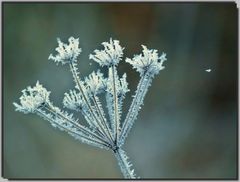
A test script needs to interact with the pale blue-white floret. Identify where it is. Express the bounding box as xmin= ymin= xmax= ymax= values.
xmin=63 ymin=90 xmax=85 ymax=111
xmin=126 ymin=45 xmax=166 ymax=76
xmin=89 ymin=38 xmax=124 ymax=67
xmin=13 ymin=81 xmax=50 ymax=114
xmin=48 ymin=37 xmax=82 ymax=65
xmin=84 ymin=70 xmax=105 ymax=95
xmin=14 ymin=37 xmax=167 ymax=179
